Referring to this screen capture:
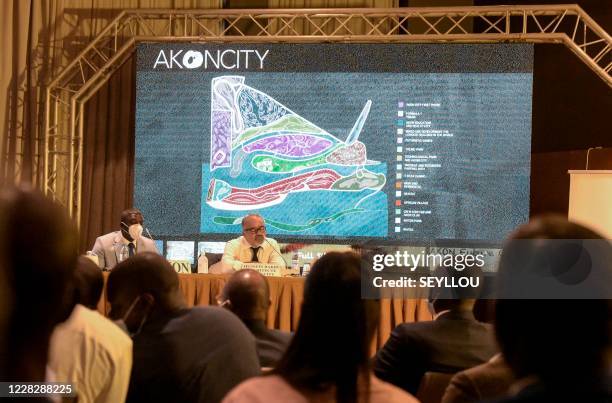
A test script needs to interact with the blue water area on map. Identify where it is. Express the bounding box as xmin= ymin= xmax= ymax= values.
xmin=200 ymin=161 xmax=388 ymax=237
